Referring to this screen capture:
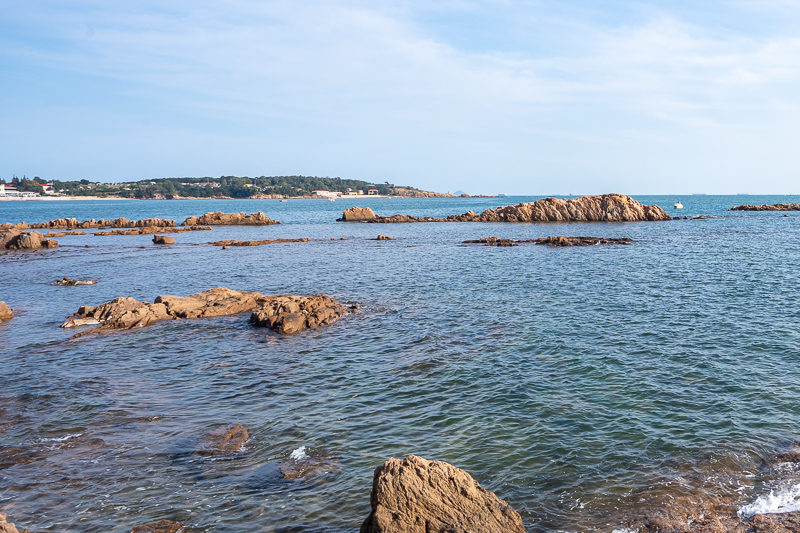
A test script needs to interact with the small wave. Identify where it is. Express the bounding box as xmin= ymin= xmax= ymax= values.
xmin=290 ymin=445 xmax=307 ymax=461
xmin=39 ymin=432 xmax=83 ymax=443
xmin=738 ymin=483 xmax=800 ymax=518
